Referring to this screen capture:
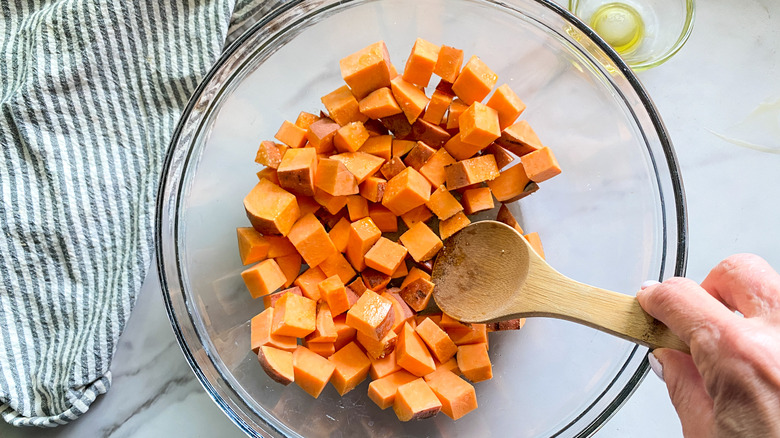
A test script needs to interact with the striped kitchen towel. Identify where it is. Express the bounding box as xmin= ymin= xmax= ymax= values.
xmin=0 ymin=0 xmax=282 ymax=427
